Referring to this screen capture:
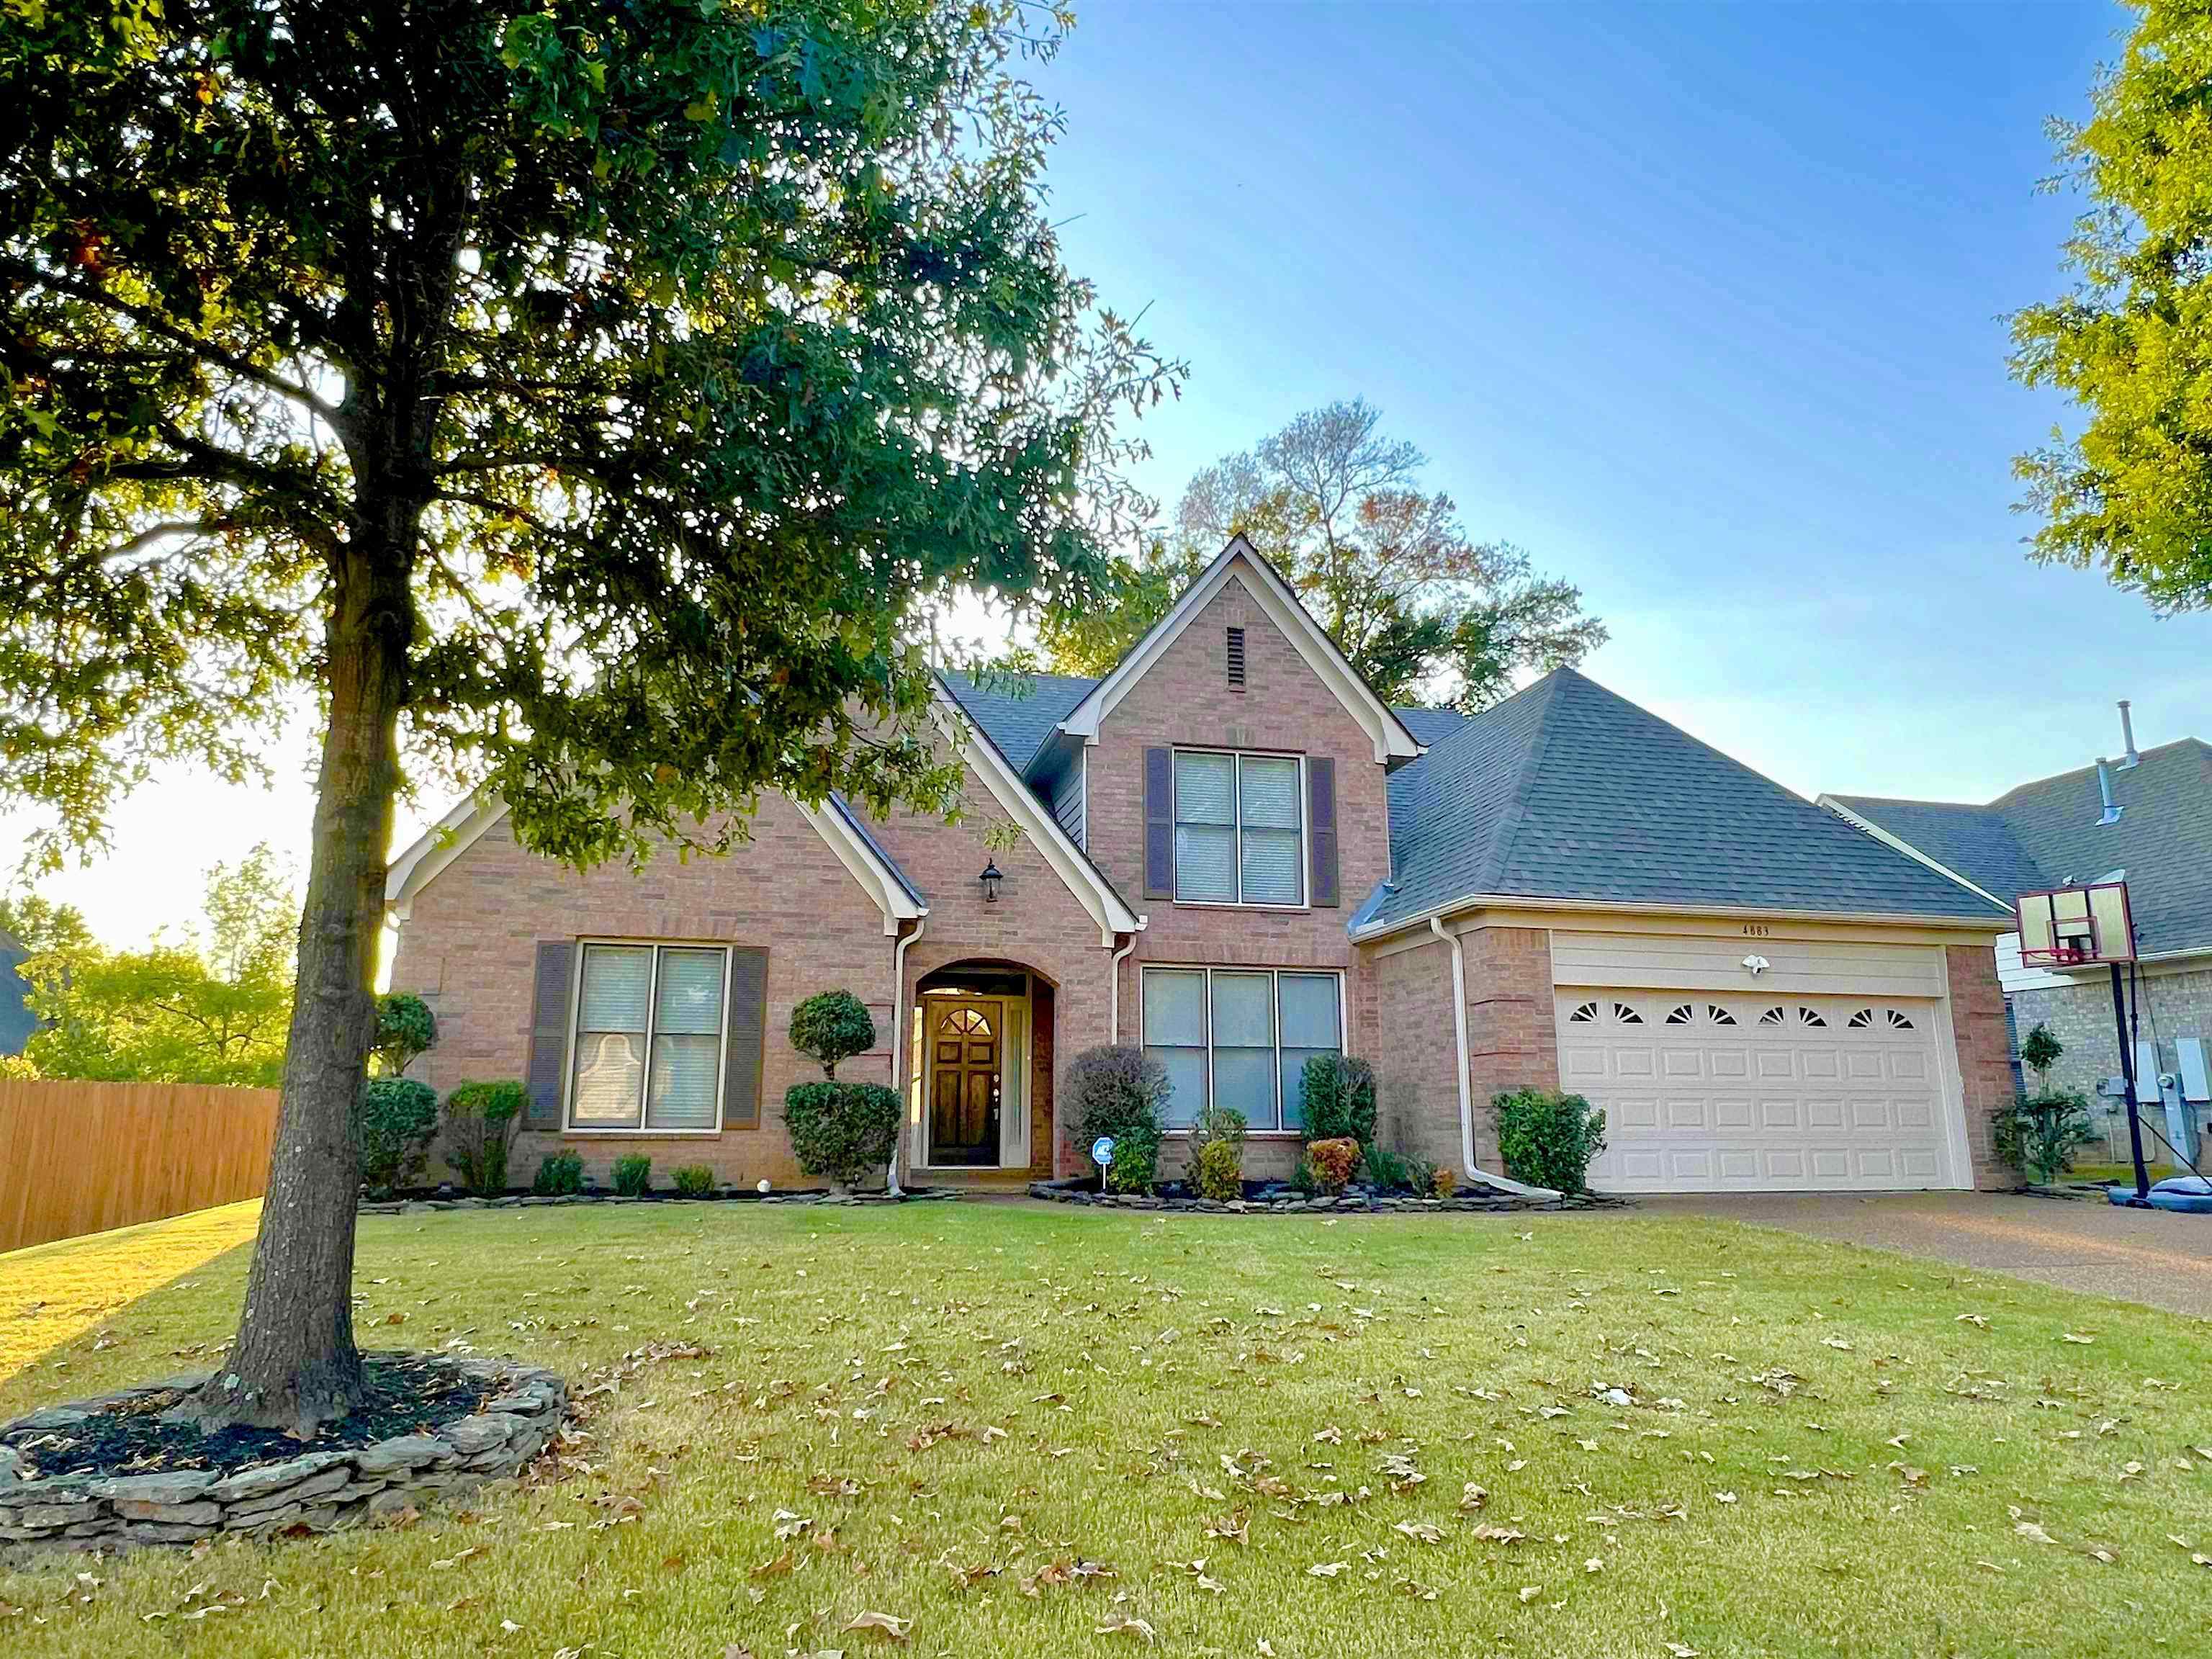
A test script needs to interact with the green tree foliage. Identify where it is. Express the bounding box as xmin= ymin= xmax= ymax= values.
xmin=789 ymin=989 xmax=876 ymax=1079
xmin=0 ymin=1 xmax=1173 ymax=1428
xmin=2020 ymin=1021 xmax=2064 ymax=1088
xmin=2011 ymin=1 xmax=2212 ymax=608
xmin=1041 ymin=400 xmax=1605 ymax=706
xmin=10 ymin=846 xmax=295 ymax=1087
xmin=0 ymin=893 xmax=94 ymax=956
xmin=1995 ymin=1090 xmax=2100 ymax=1187
xmin=372 ymin=993 xmax=439 ymax=1078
